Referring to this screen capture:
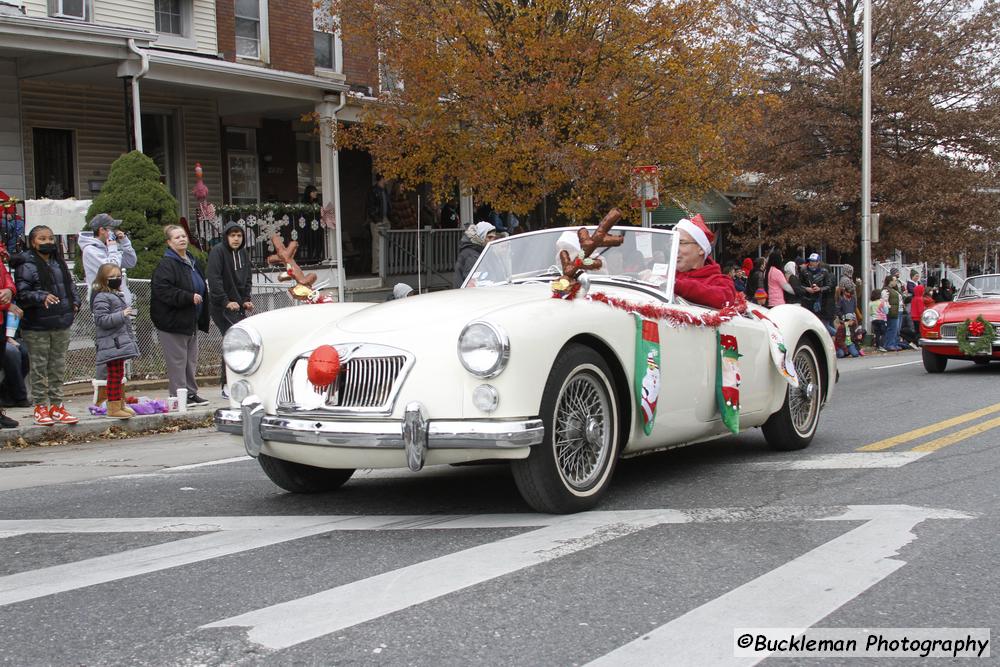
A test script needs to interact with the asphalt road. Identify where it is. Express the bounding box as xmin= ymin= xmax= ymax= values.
xmin=1 ymin=350 xmax=998 ymax=666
